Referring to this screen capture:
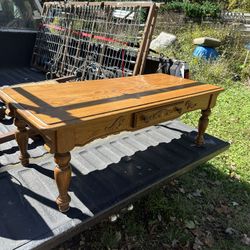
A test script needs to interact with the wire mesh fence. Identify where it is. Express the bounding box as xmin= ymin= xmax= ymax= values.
xmin=32 ymin=1 xmax=157 ymax=80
